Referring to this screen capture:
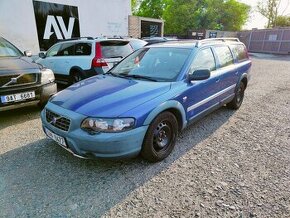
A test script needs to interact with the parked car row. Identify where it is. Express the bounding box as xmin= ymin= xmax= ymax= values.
xmin=36 ymin=37 xmax=147 ymax=84
xmin=1 ymin=36 xmax=252 ymax=162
